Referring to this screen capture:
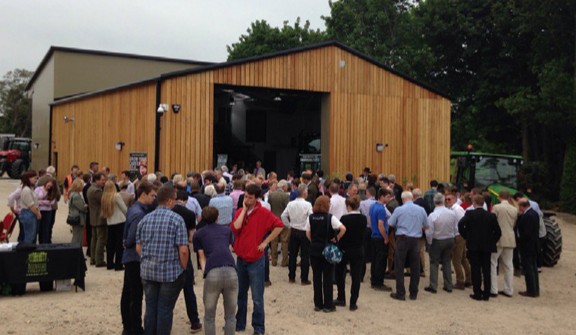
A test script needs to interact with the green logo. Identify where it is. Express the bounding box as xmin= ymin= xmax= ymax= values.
xmin=26 ymin=251 xmax=48 ymax=277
